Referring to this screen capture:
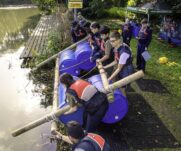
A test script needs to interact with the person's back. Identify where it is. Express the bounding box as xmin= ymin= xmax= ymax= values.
xmin=73 ymin=133 xmax=110 ymax=151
